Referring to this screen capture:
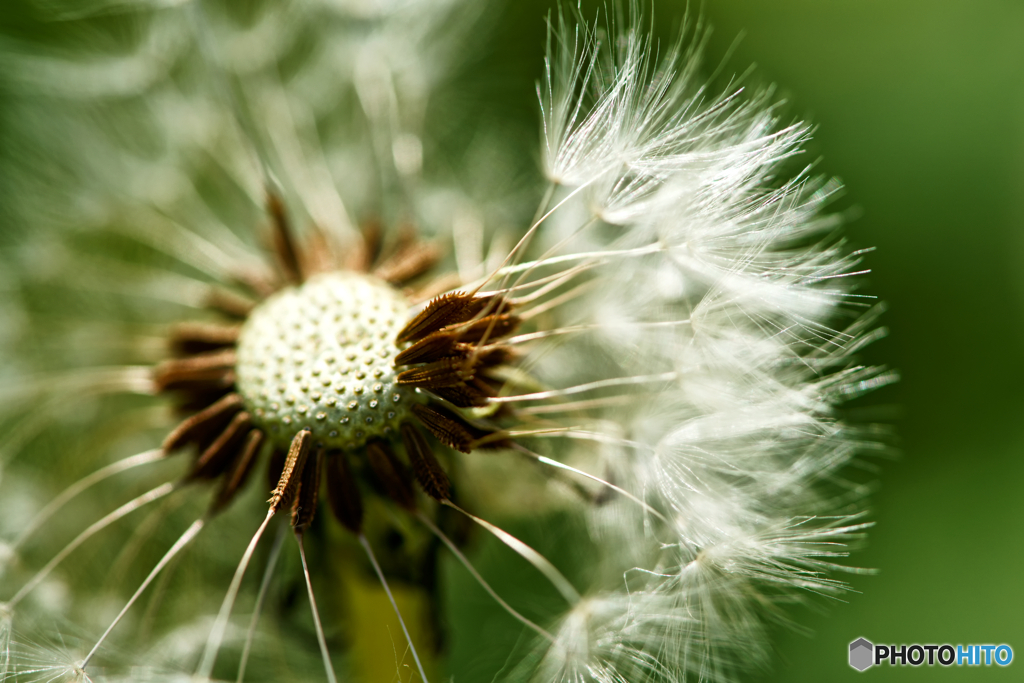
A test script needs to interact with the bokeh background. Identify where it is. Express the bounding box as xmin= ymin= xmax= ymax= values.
xmin=1 ymin=0 xmax=1022 ymax=681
